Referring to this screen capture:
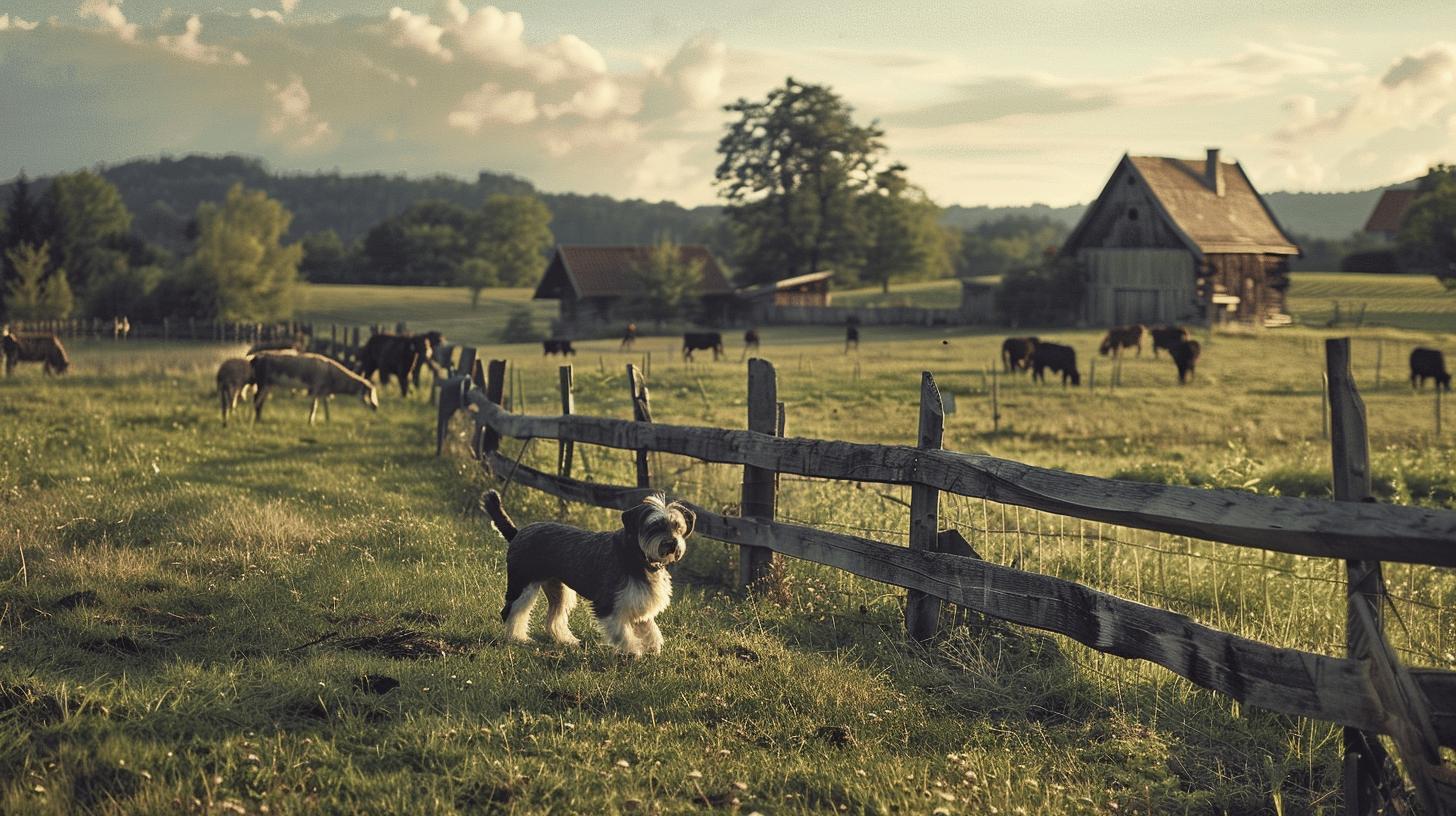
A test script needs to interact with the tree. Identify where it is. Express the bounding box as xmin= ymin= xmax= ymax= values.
xmin=716 ymin=78 xmax=885 ymax=285
xmin=184 ymin=184 xmax=302 ymax=320
xmin=499 ymin=307 xmax=541 ymax=343
xmin=459 ymin=258 xmax=500 ymax=309
xmin=1398 ymin=165 xmax=1456 ymax=289
xmin=2 ymin=173 xmax=43 ymax=313
xmin=956 ymin=215 xmax=1069 ymax=279
xmin=627 ymin=238 xmax=704 ymax=324
xmin=4 ymin=242 xmax=72 ymax=319
xmin=298 ymin=230 xmax=353 ymax=283
xmin=361 ymin=200 xmax=474 ymax=285
xmin=859 ymin=165 xmax=955 ymax=292
xmin=40 ymin=171 xmax=133 ymax=291
xmin=476 ymin=194 xmax=553 ymax=287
